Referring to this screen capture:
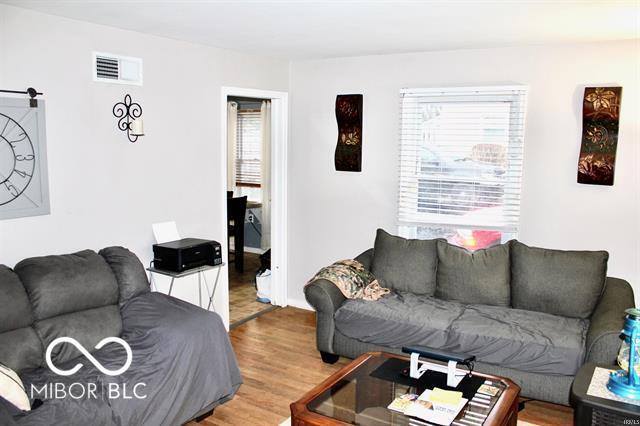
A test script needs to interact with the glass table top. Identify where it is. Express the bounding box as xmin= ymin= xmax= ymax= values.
xmin=306 ymin=353 xmax=507 ymax=426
